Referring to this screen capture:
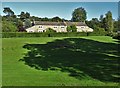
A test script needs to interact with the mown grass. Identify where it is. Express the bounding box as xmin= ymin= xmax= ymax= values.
xmin=2 ymin=36 xmax=120 ymax=86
